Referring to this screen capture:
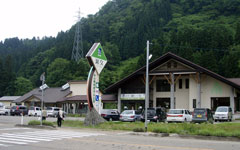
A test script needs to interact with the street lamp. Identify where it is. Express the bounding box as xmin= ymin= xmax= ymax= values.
xmin=145 ymin=40 xmax=150 ymax=132
xmin=40 ymin=73 xmax=48 ymax=126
